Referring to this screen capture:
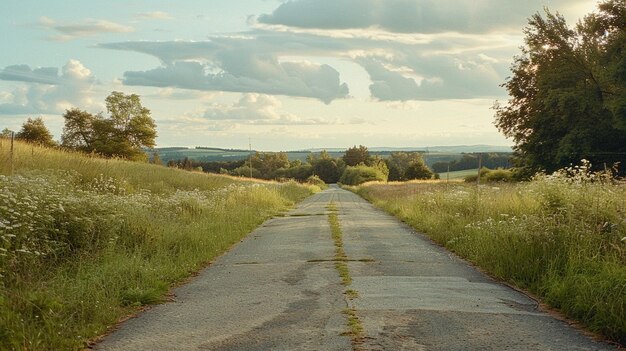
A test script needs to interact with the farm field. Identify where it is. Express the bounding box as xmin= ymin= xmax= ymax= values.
xmin=0 ymin=140 xmax=319 ymax=350
xmin=437 ymin=168 xmax=479 ymax=180
xmin=353 ymin=172 xmax=626 ymax=345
